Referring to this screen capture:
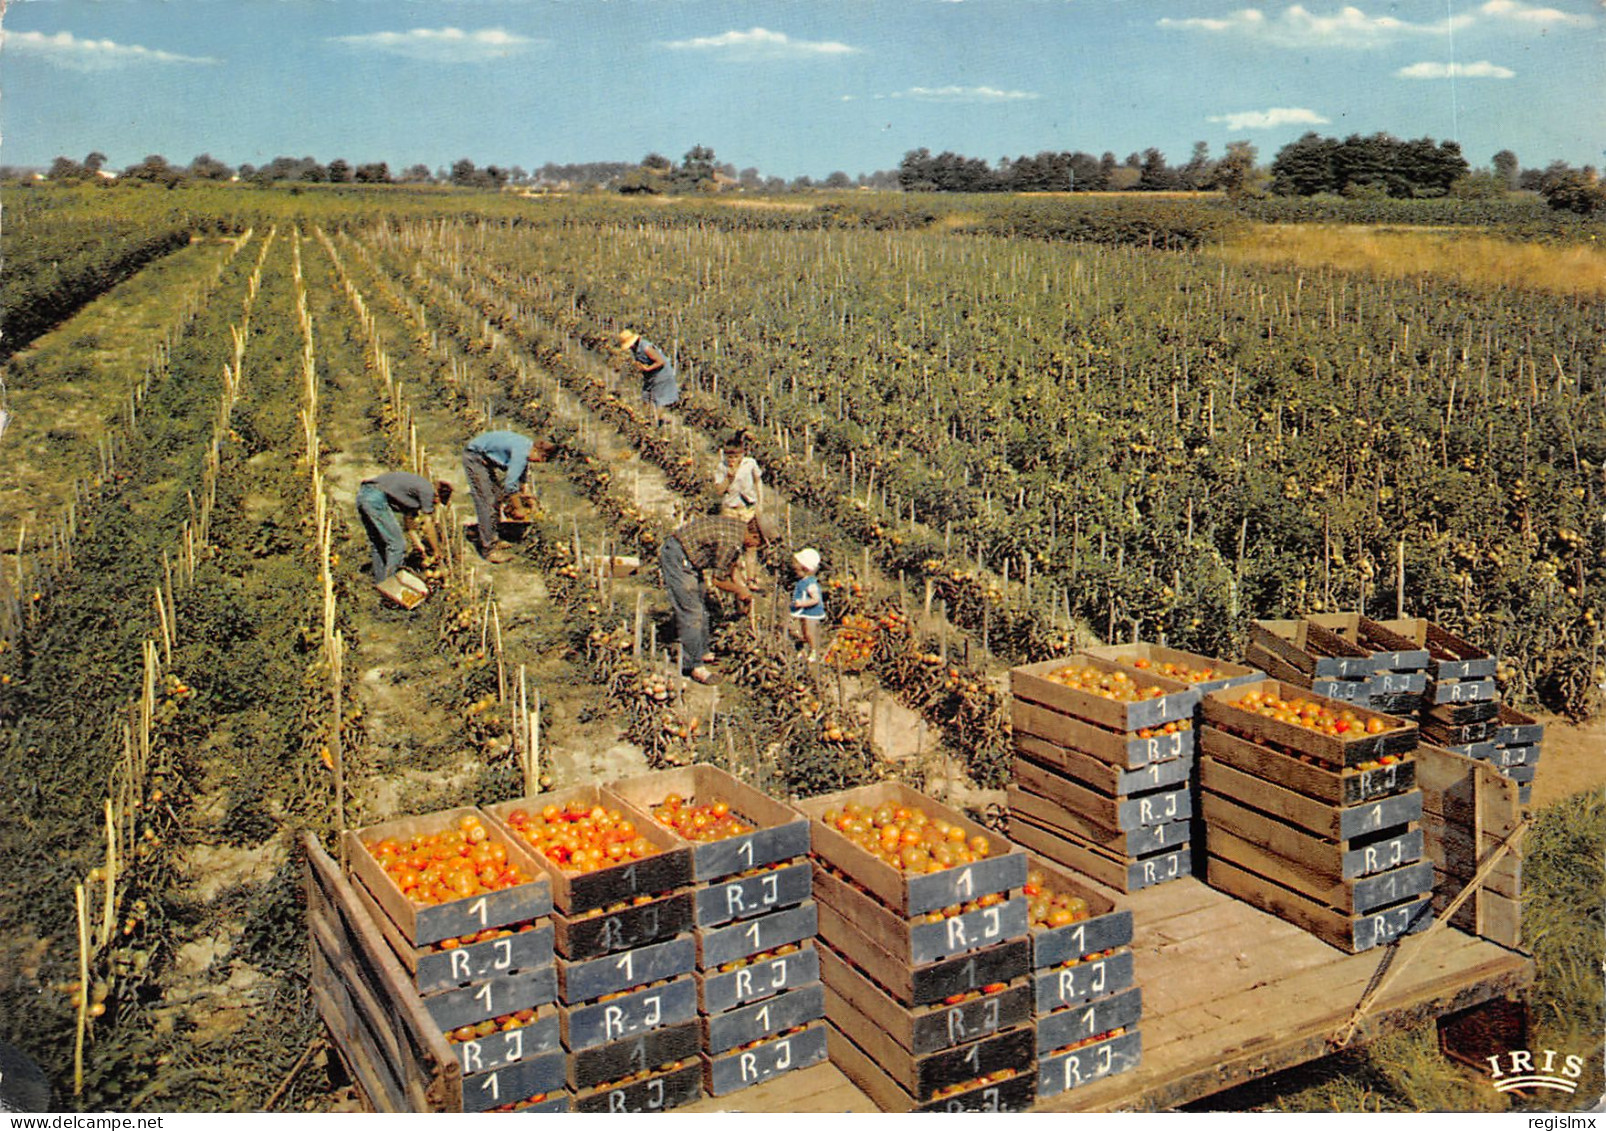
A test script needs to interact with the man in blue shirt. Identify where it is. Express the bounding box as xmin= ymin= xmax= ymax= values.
xmin=462 ymin=430 xmax=552 ymax=562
